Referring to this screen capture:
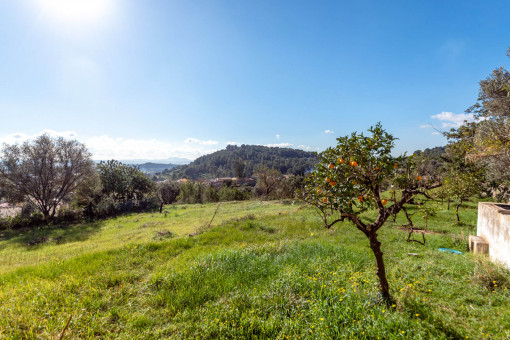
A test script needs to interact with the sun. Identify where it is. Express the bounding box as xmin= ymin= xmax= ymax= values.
xmin=37 ymin=0 xmax=113 ymax=23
